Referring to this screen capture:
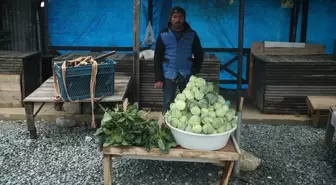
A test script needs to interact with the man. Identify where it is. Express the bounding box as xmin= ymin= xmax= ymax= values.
xmin=154 ymin=6 xmax=204 ymax=113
